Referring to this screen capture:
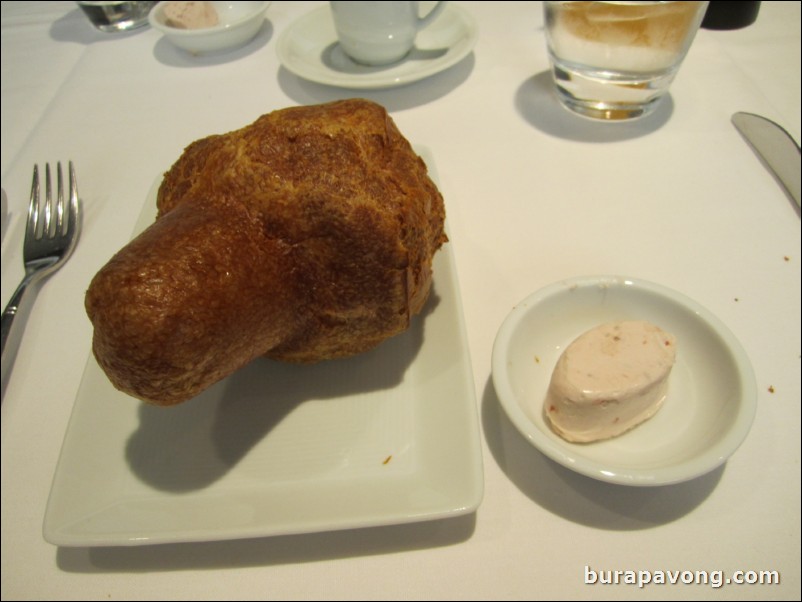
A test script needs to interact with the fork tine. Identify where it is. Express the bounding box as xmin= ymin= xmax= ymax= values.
xmin=27 ymin=165 xmax=40 ymax=242
xmin=68 ymin=161 xmax=79 ymax=238
xmin=43 ymin=163 xmax=53 ymax=240
xmin=55 ymin=162 xmax=65 ymax=236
